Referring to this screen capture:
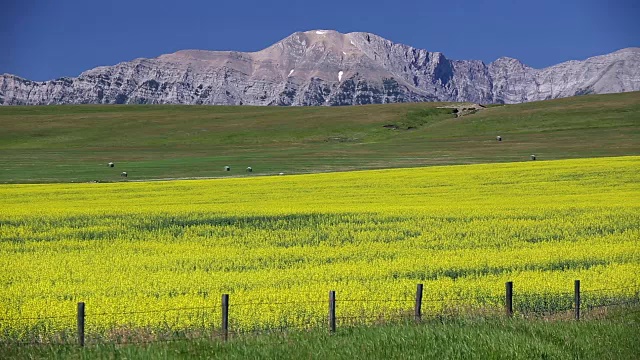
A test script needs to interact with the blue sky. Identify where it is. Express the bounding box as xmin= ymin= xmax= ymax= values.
xmin=2 ymin=0 xmax=638 ymax=81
